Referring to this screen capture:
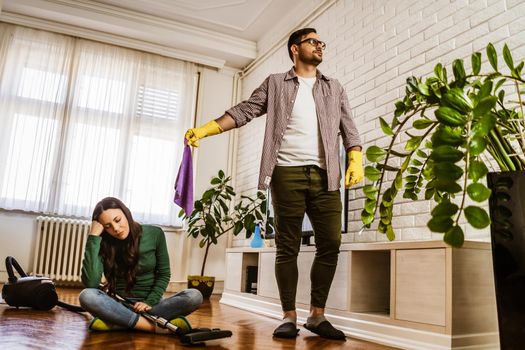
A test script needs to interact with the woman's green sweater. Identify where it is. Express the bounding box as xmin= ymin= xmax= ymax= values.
xmin=81 ymin=225 xmax=170 ymax=306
